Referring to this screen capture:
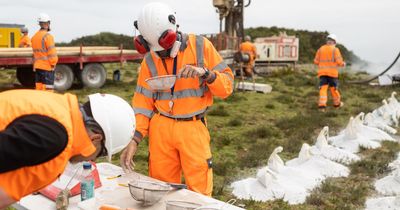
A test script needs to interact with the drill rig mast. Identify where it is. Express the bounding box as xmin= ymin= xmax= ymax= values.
xmin=213 ymin=0 xmax=251 ymax=41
